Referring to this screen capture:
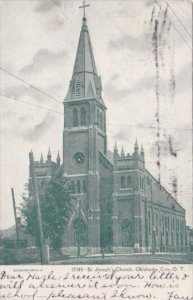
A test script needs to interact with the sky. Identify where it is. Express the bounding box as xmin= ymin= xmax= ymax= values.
xmin=0 ymin=0 xmax=192 ymax=229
